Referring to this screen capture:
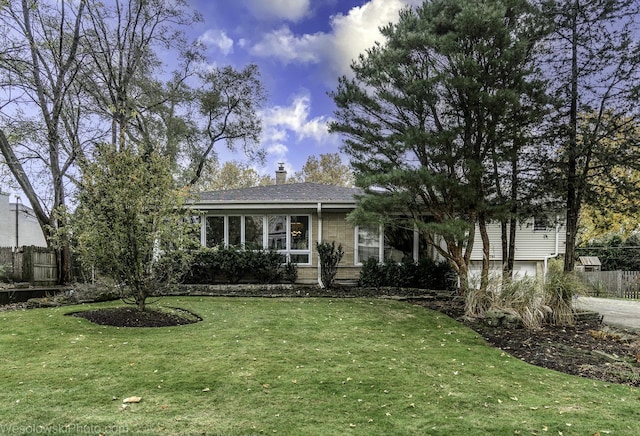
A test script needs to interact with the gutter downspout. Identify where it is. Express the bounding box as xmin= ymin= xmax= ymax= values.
xmin=543 ymin=217 xmax=561 ymax=281
xmin=317 ymin=202 xmax=323 ymax=288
